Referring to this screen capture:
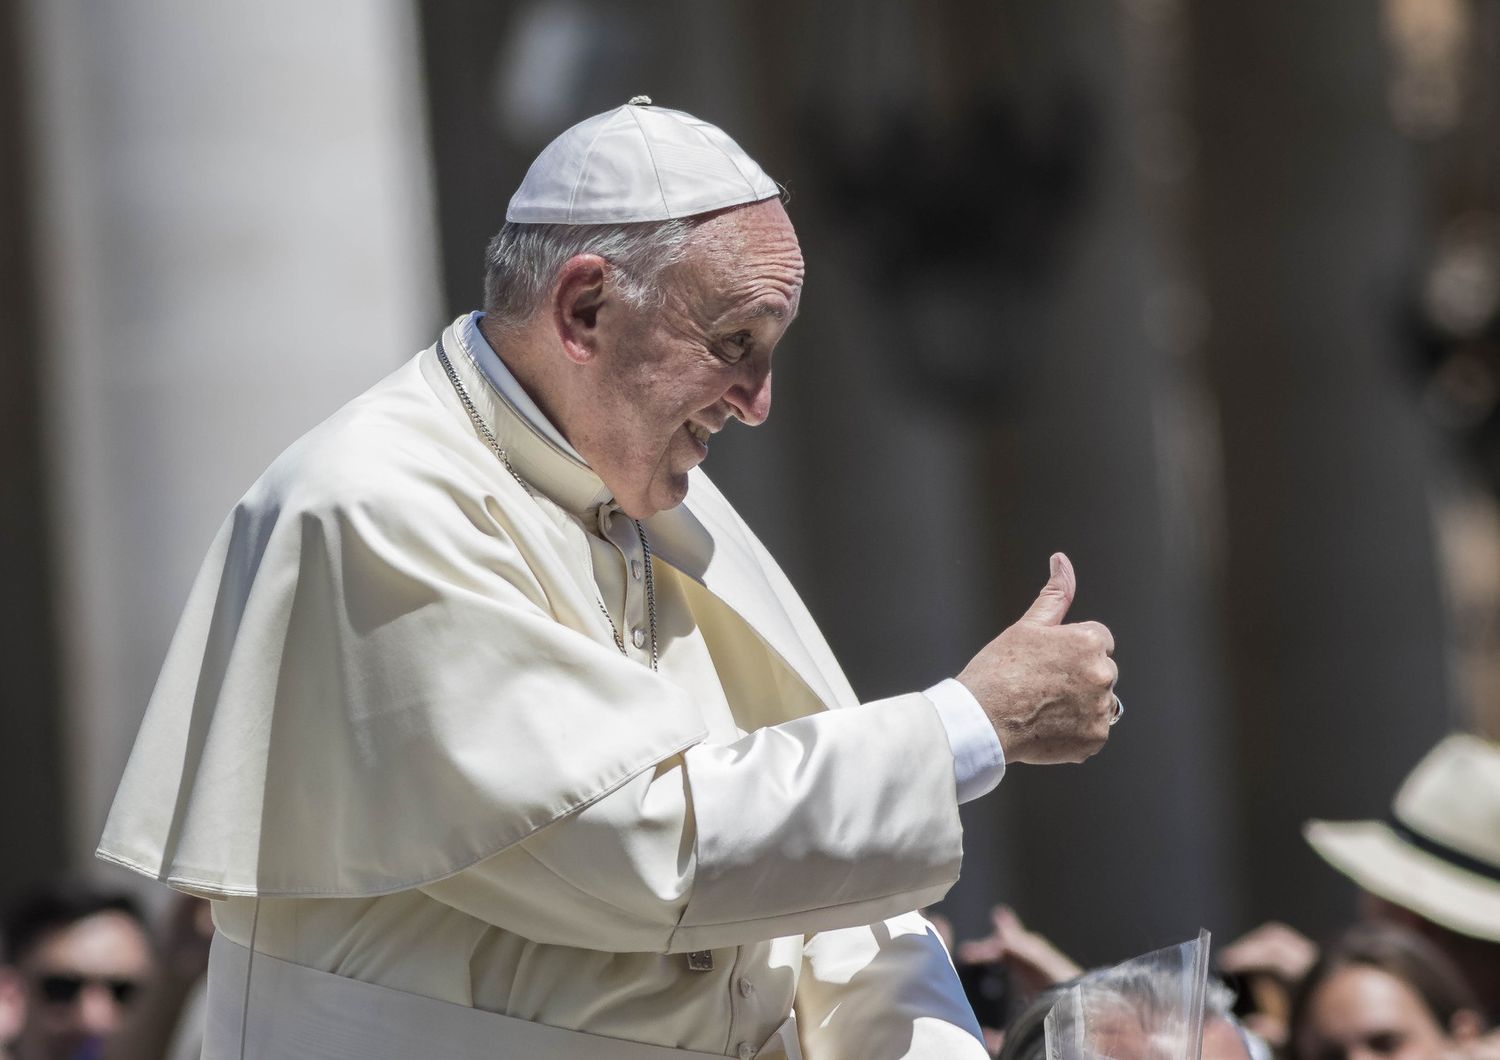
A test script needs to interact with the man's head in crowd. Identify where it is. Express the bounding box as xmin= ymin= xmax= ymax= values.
xmin=997 ymin=974 xmax=1256 ymax=1060
xmin=1287 ymin=921 xmax=1485 ymax=1060
xmin=1 ymin=884 xmax=153 ymax=1060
